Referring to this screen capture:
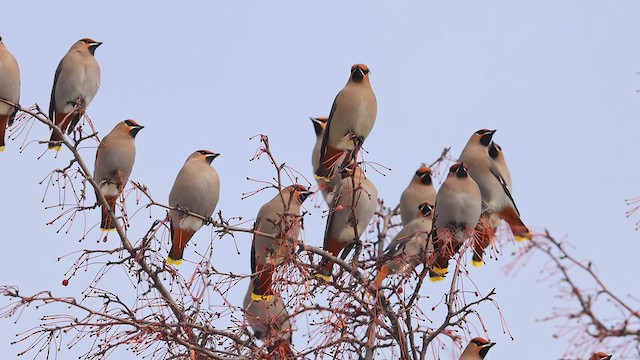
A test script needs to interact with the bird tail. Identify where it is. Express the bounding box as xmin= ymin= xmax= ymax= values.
xmin=267 ymin=339 xmax=294 ymax=359
xmin=100 ymin=195 xmax=118 ymax=232
xmin=472 ymin=218 xmax=496 ymax=267
xmin=497 ymin=206 xmax=532 ymax=241
xmin=167 ymin=225 xmax=195 ymax=265
xmin=315 ymin=144 xmax=344 ymax=181
xmin=49 ymin=112 xmax=80 ymax=150
xmin=373 ymin=264 xmax=391 ymax=289
xmin=251 ymin=263 xmax=274 ymax=302
xmin=0 ymin=114 xmax=8 ymax=152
